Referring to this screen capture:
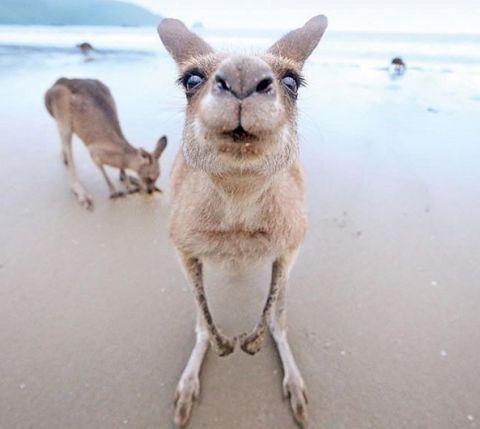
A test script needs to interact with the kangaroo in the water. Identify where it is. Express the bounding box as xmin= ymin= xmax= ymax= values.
xmin=76 ymin=42 xmax=94 ymax=60
xmin=390 ymin=57 xmax=406 ymax=75
xmin=45 ymin=78 xmax=167 ymax=210
xmin=158 ymin=14 xmax=327 ymax=427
